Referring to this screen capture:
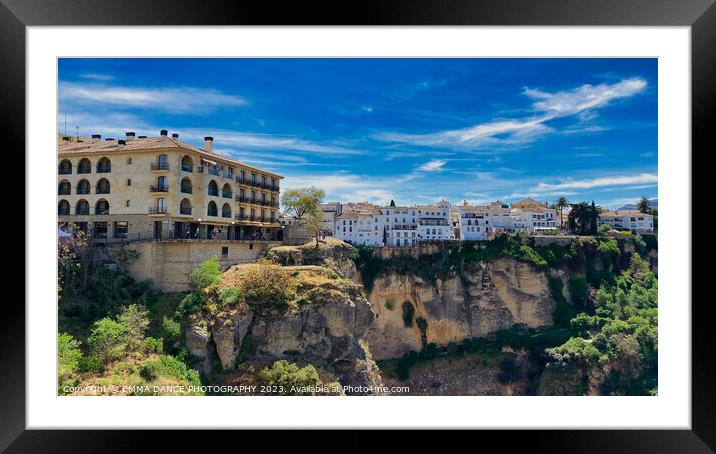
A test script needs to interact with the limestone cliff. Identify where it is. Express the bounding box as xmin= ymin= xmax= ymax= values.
xmin=184 ymin=264 xmax=383 ymax=394
xmin=363 ymin=258 xmax=556 ymax=360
